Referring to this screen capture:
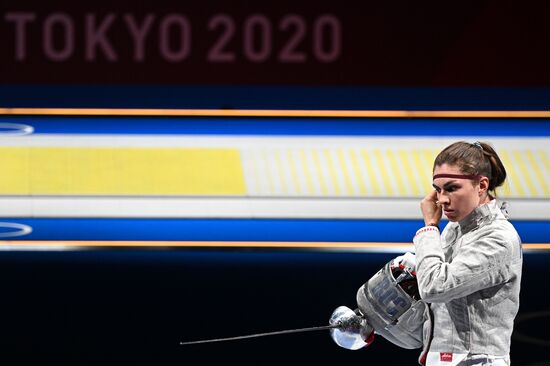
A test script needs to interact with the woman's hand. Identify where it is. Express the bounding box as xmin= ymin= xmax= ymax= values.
xmin=421 ymin=190 xmax=442 ymax=227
